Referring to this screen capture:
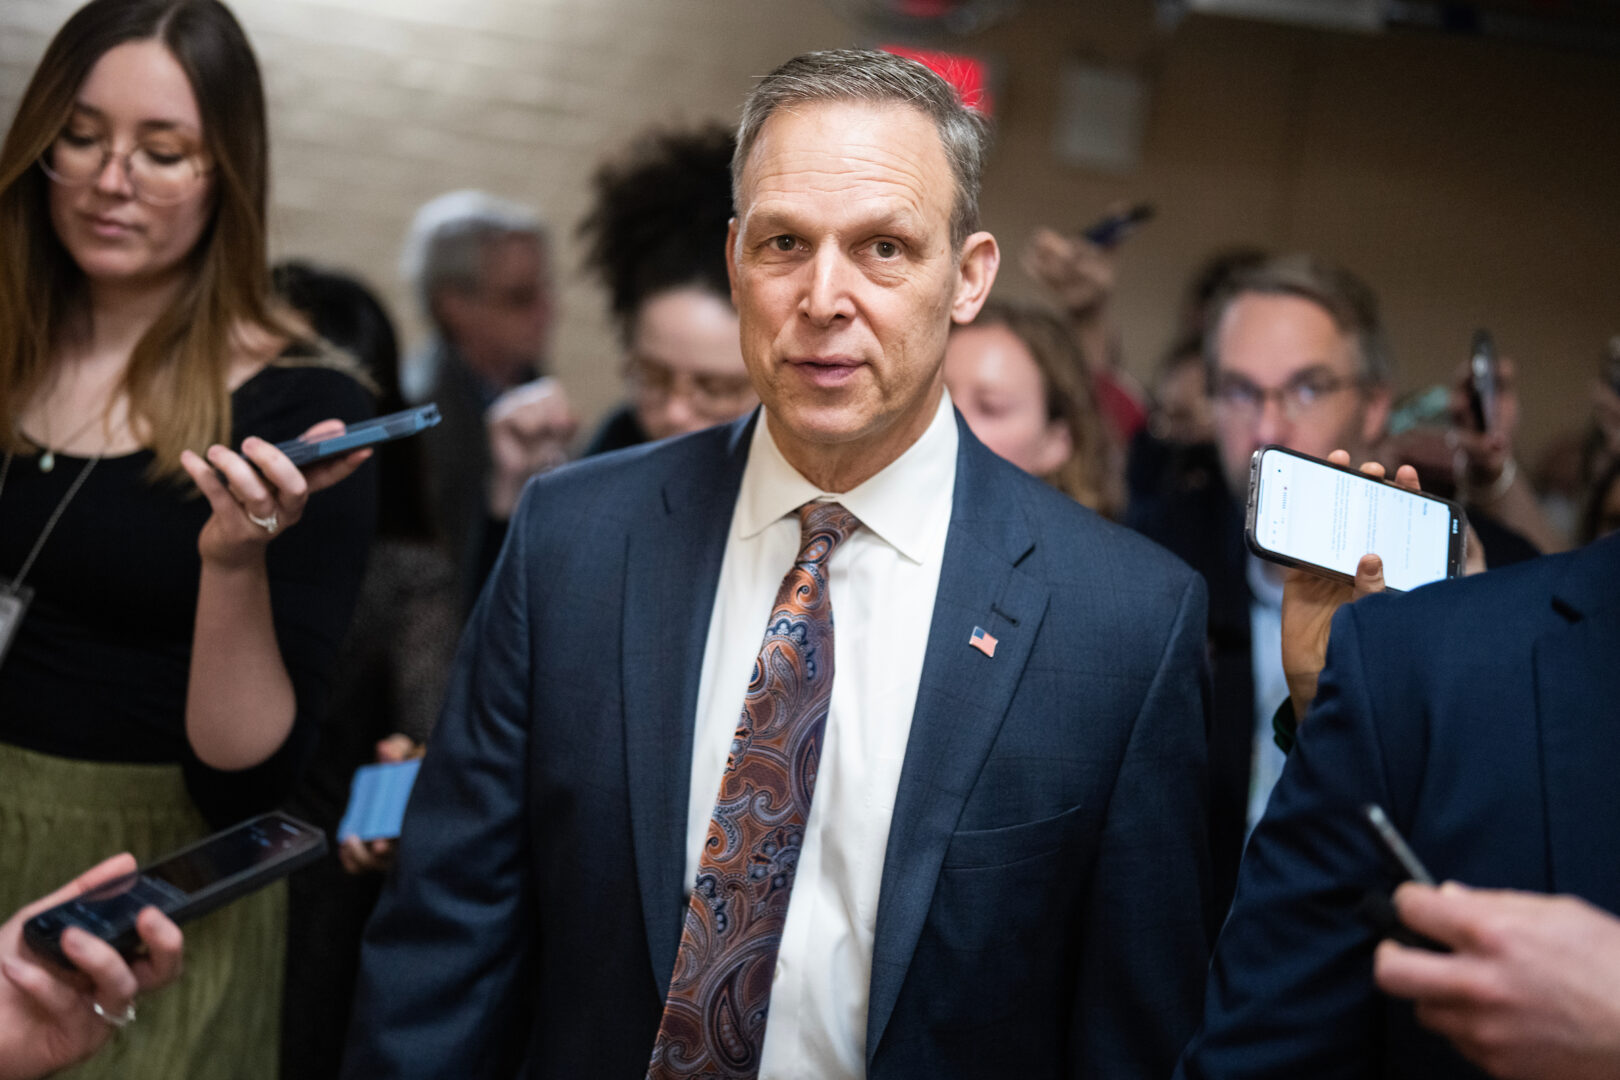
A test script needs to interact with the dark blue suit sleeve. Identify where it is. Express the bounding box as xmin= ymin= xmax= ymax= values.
xmin=341 ymin=489 xmax=541 ymax=1079
xmin=1072 ymin=570 xmax=1213 ymax=1078
xmin=1176 ymin=599 xmax=1406 ymax=1080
